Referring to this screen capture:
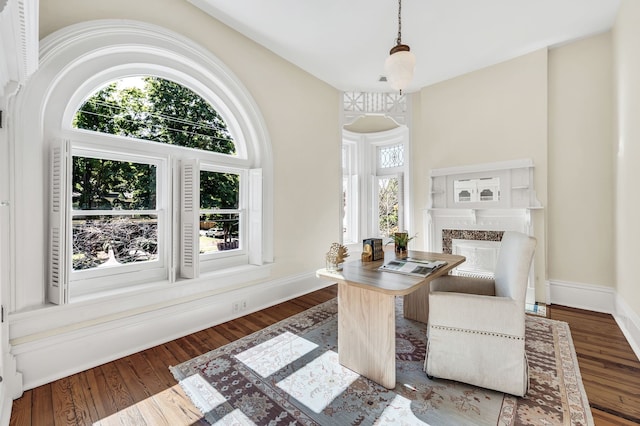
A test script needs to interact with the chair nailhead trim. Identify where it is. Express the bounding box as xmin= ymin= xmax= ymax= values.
xmin=430 ymin=325 xmax=524 ymax=341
